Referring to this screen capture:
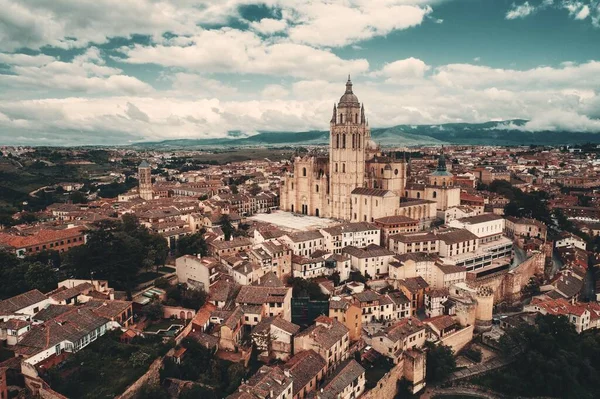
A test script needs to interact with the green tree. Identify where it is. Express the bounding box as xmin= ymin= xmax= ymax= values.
xmin=425 ymin=341 xmax=456 ymax=383
xmin=176 ymin=231 xmax=208 ymax=257
xmin=69 ymin=191 xmax=88 ymax=204
xmin=25 ymin=261 xmax=58 ymax=293
xmin=248 ymin=183 xmax=261 ymax=196
xmin=219 ymin=214 xmax=234 ymax=241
